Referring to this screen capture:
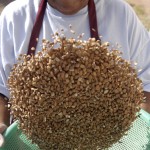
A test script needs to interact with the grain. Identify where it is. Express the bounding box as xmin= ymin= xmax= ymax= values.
xmin=8 ymin=33 xmax=144 ymax=150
